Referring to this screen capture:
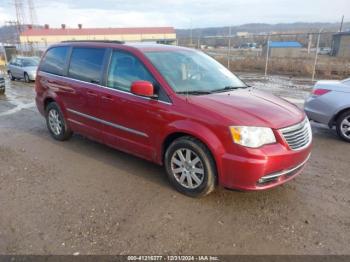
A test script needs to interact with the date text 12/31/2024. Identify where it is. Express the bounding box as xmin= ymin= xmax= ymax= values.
xmin=127 ymin=256 xmax=220 ymax=261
